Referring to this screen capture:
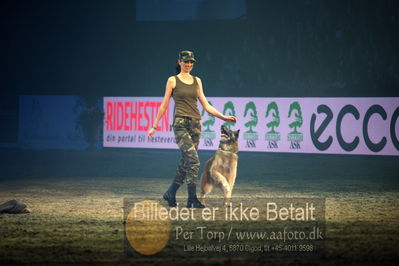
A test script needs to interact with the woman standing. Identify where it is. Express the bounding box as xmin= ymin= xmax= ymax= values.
xmin=148 ymin=51 xmax=236 ymax=208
